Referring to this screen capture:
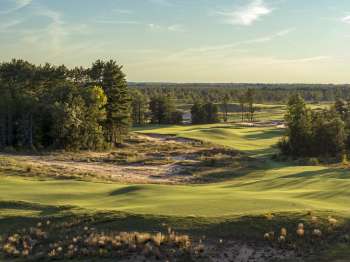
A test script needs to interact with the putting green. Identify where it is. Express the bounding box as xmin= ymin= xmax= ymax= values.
xmin=136 ymin=124 xmax=283 ymax=155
